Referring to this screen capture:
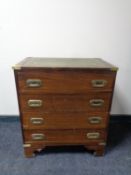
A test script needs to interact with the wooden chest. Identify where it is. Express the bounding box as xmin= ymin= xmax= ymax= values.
xmin=13 ymin=58 xmax=118 ymax=157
